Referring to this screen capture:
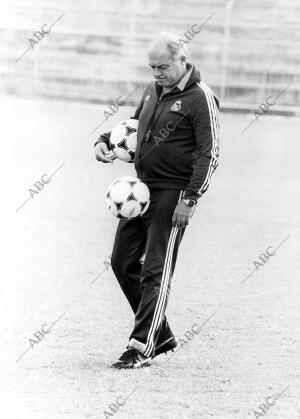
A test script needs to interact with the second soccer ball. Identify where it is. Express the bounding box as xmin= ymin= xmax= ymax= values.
xmin=106 ymin=176 xmax=150 ymax=219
